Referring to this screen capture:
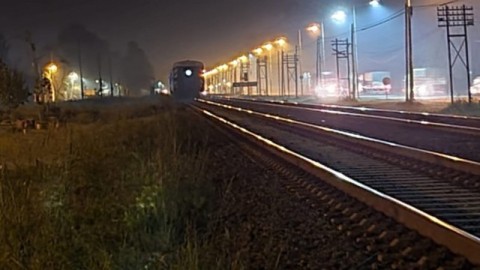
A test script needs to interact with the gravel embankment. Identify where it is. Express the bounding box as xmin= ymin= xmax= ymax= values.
xmin=204 ymin=118 xmax=476 ymax=269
